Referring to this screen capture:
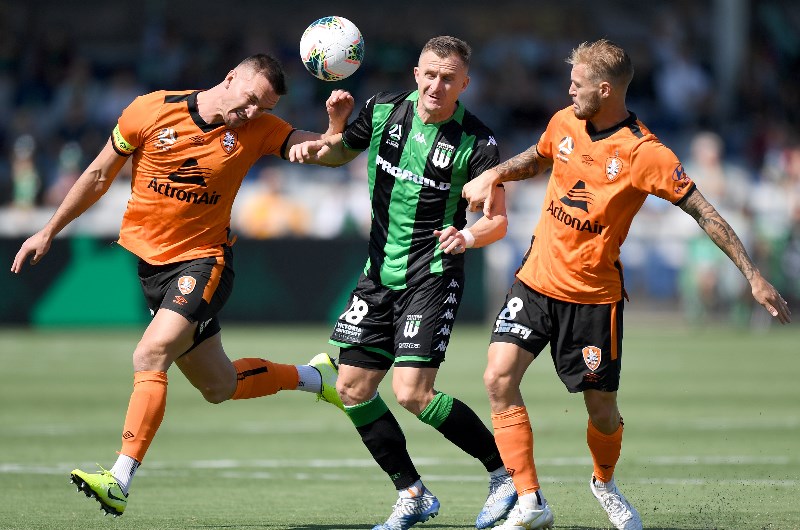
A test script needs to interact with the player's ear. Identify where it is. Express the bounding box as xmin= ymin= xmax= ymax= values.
xmin=225 ymin=70 xmax=237 ymax=87
xmin=599 ymin=81 xmax=612 ymax=98
xmin=461 ymin=74 xmax=470 ymax=92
